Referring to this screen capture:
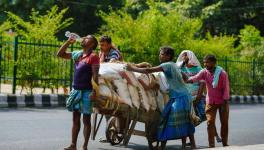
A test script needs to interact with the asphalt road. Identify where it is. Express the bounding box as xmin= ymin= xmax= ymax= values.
xmin=0 ymin=104 xmax=264 ymax=150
